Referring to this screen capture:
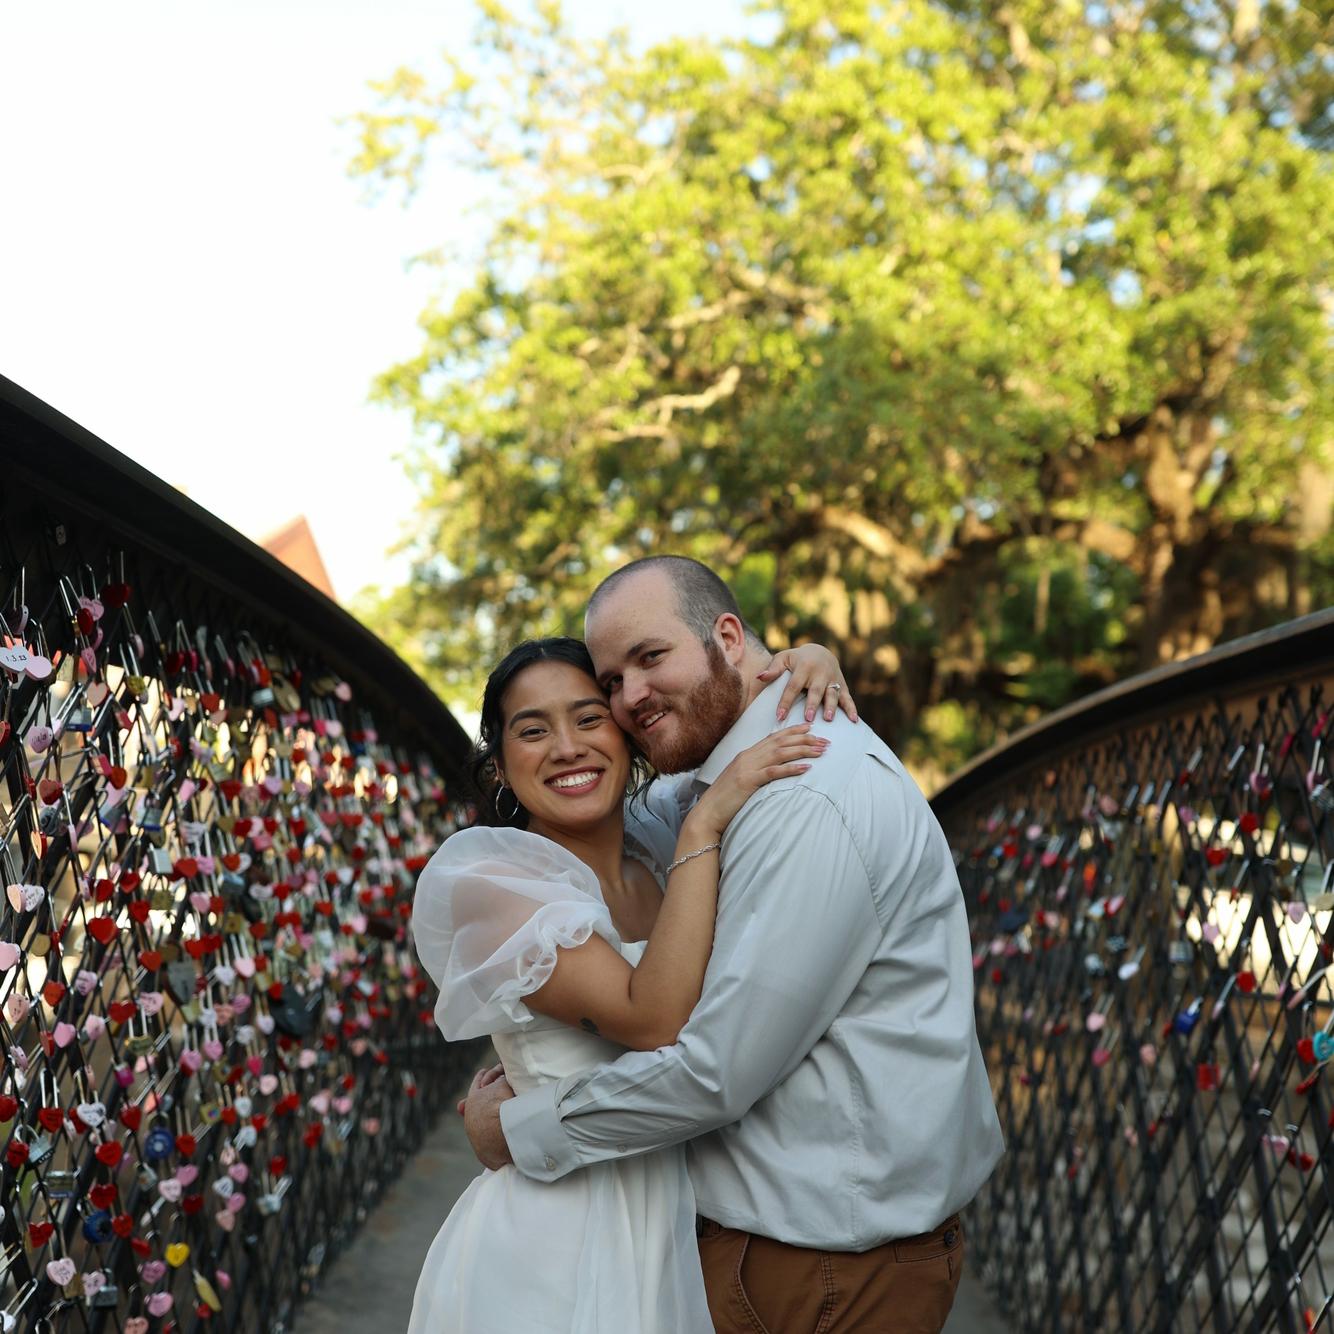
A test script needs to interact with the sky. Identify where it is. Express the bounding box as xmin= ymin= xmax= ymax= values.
xmin=0 ymin=0 xmax=752 ymax=604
